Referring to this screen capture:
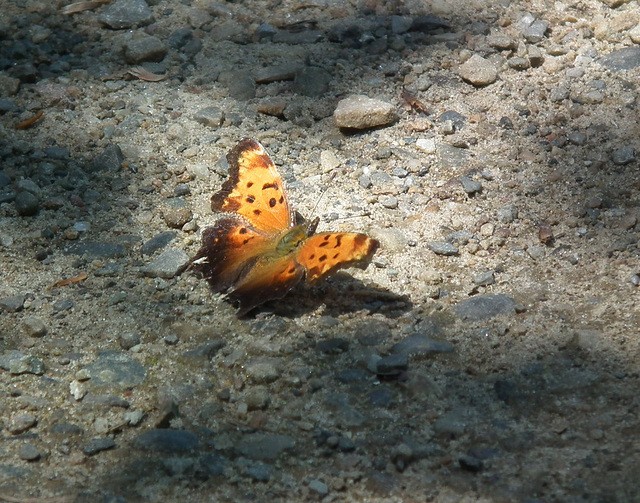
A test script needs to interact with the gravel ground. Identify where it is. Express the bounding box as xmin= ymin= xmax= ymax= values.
xmin=1 ymin=0 xmax=640 ymax=501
